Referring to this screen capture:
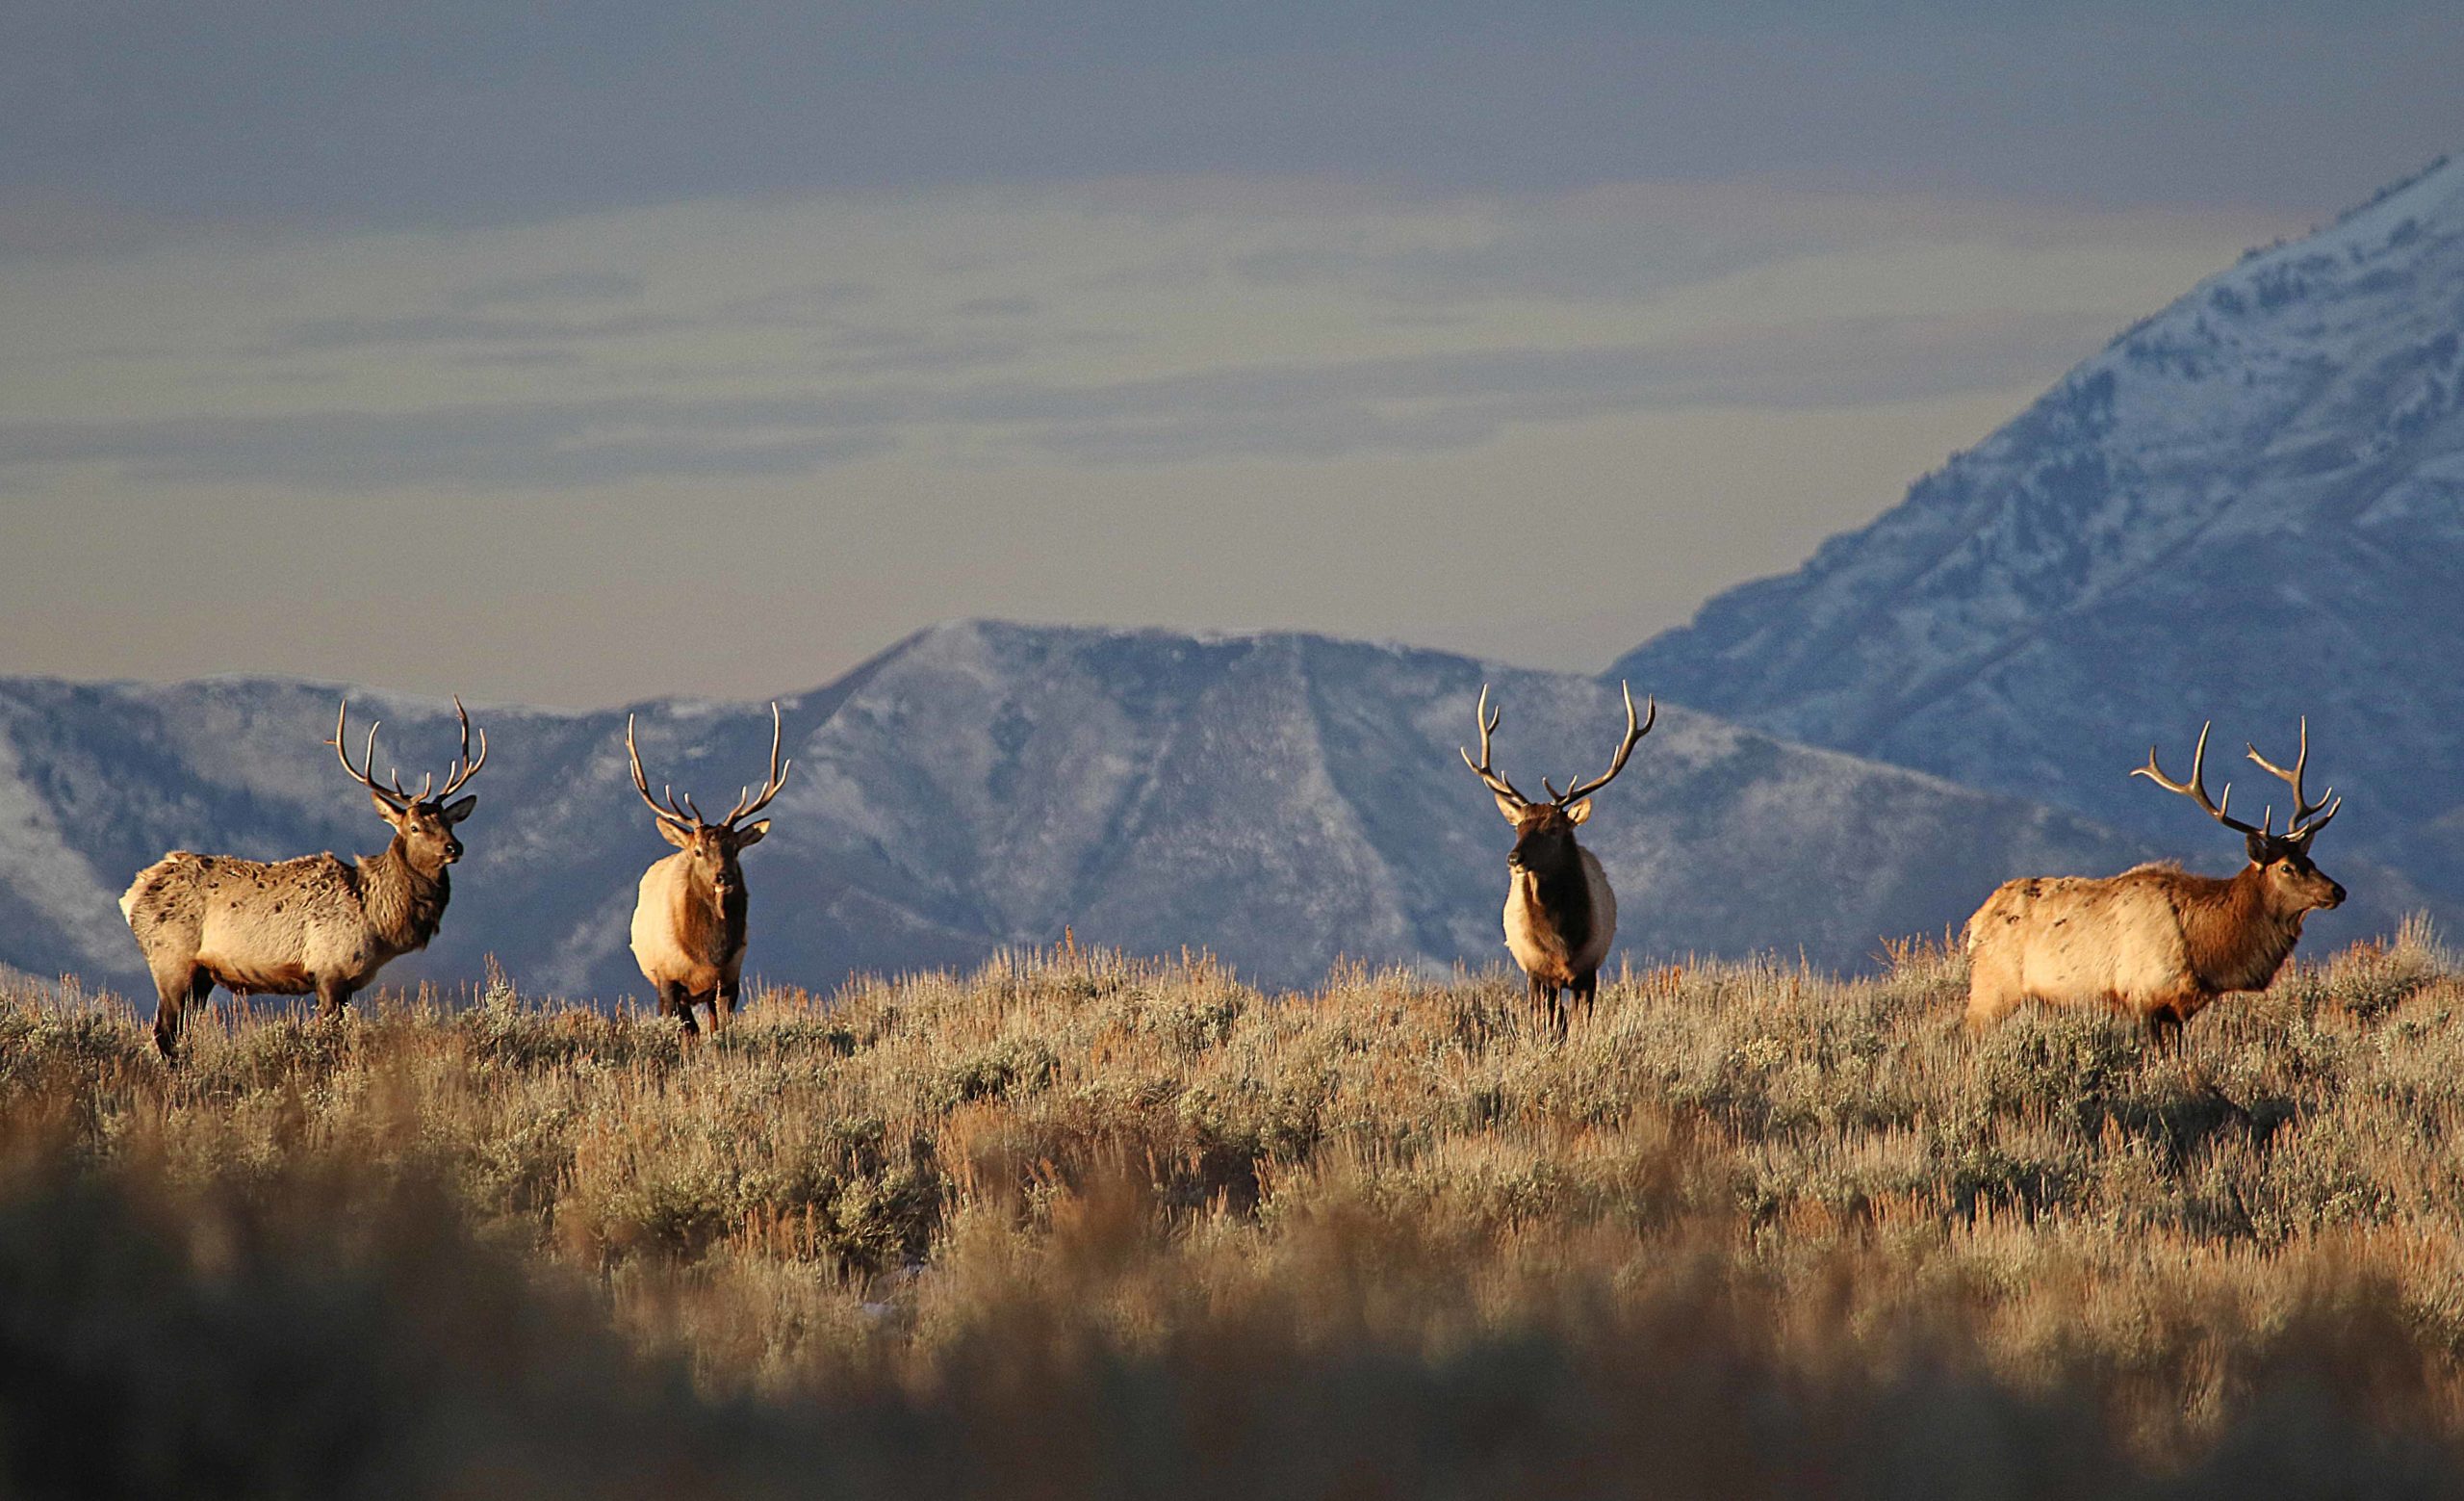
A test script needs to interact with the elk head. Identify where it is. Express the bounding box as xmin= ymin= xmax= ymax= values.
xmin=625 ymin=703 xmax=792 ymax=901
xmin=328 ymin=697 xmax=488 ymax=873
xmin=1460 ymin=681 xmax=1656 ymax=874
xmin=2134 ymin=717 xmax=2346 ymax=916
